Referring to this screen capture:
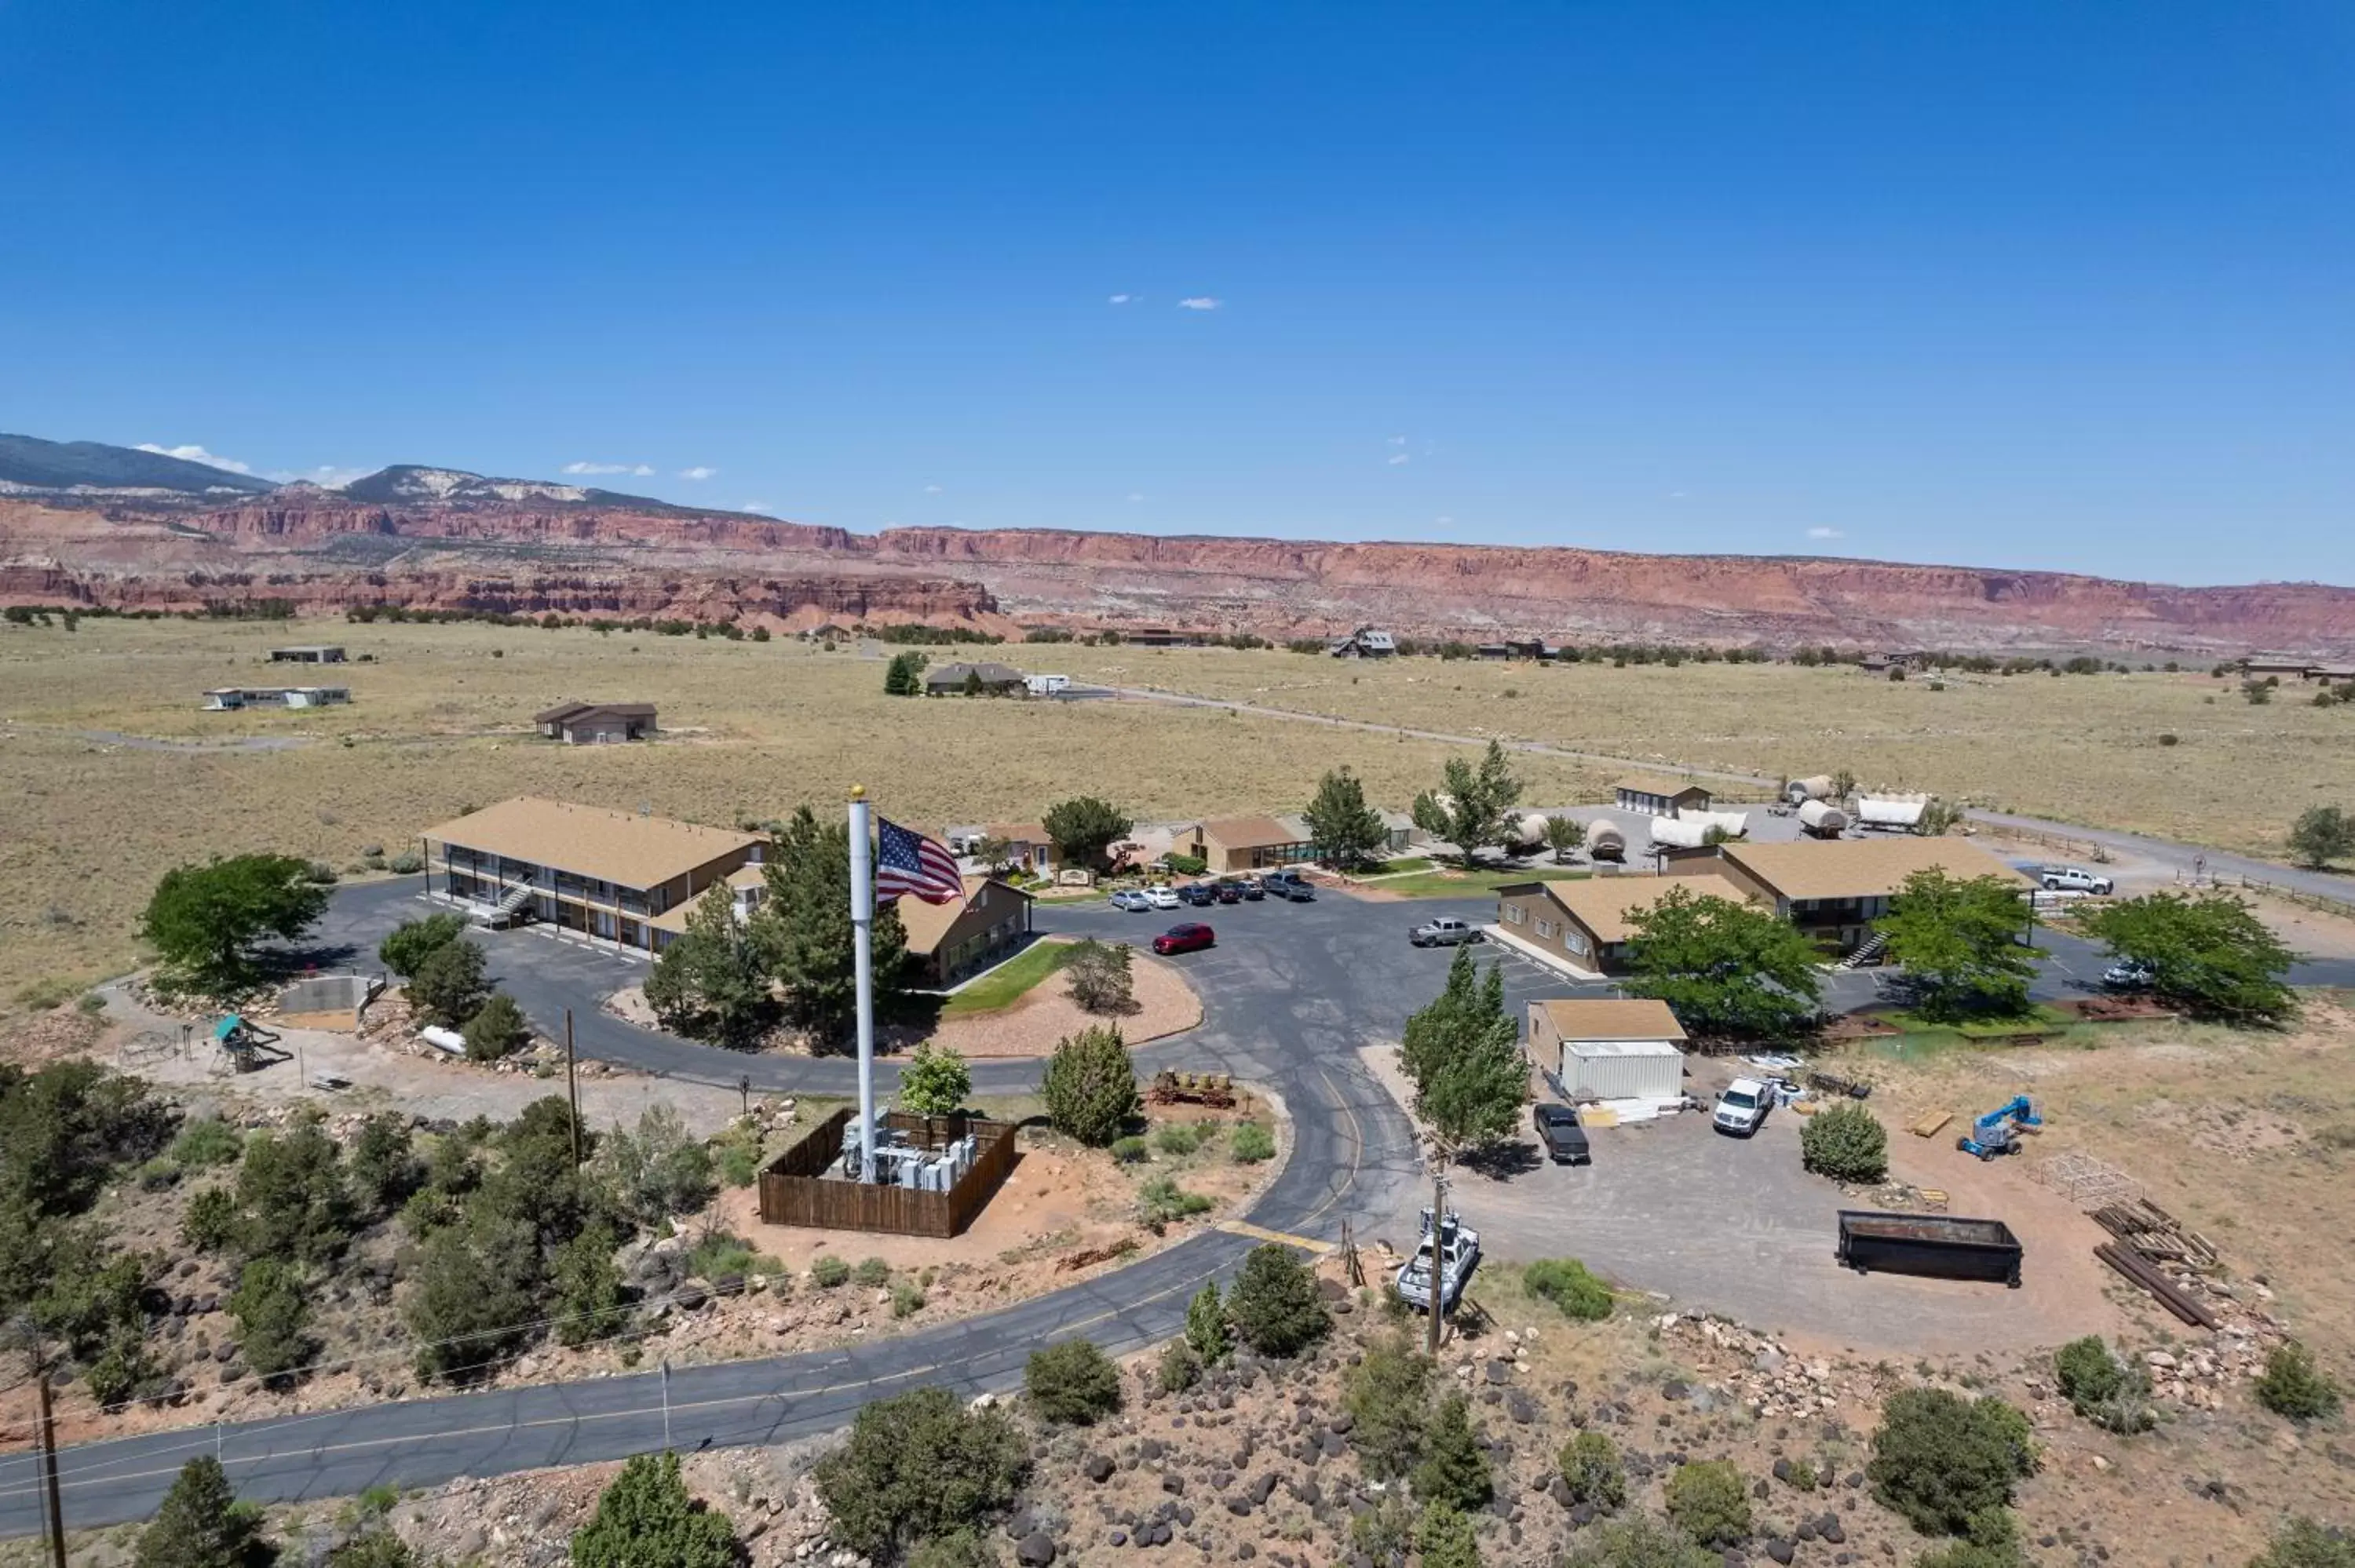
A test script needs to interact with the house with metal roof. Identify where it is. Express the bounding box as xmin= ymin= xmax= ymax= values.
xmin=535 ymin=701 xmax=658 ymax=744
xmin=1329 ymin=626 xmax=1397 ymax=658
